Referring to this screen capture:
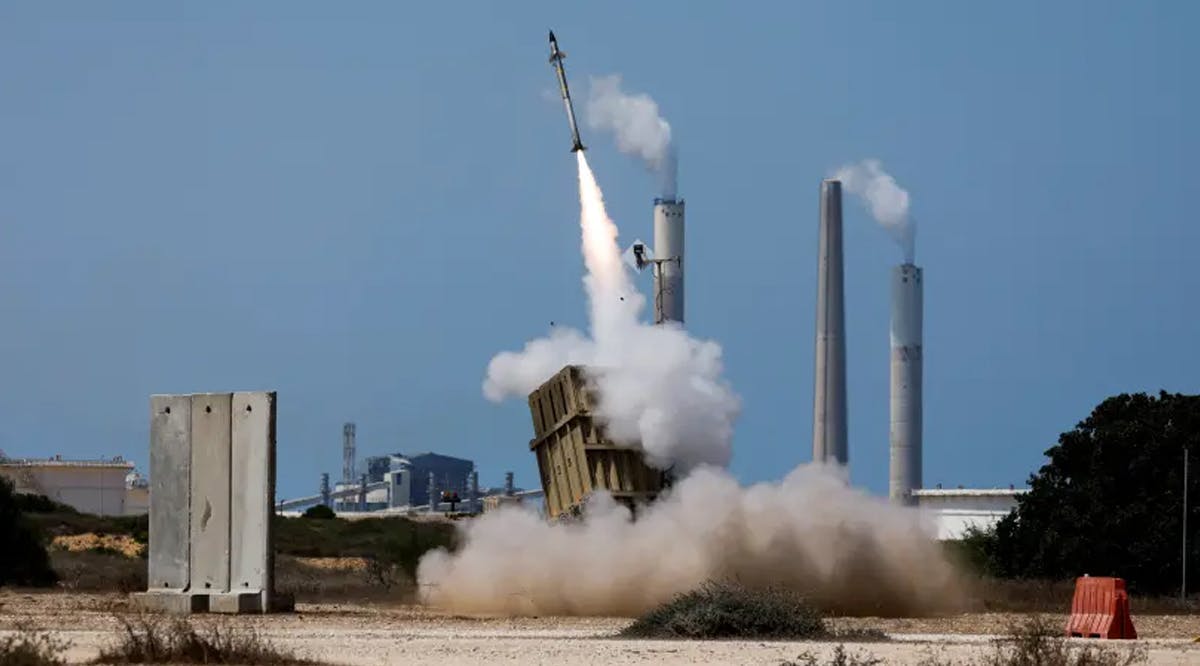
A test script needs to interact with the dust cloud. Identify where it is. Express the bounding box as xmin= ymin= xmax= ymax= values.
xmin=417 ymin=464 xmax=964 ymax=617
